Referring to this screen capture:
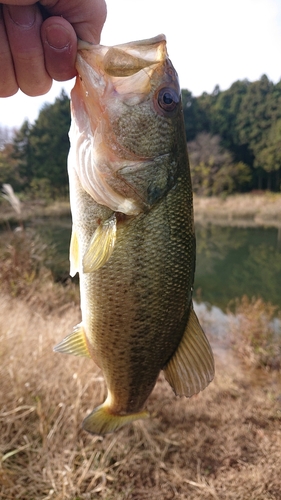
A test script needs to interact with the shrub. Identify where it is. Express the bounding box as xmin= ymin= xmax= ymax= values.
xmin=0 ymin=227 xmax=78 ymax=312
xmin=229 ymin=295 xmax=281 ymax=369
